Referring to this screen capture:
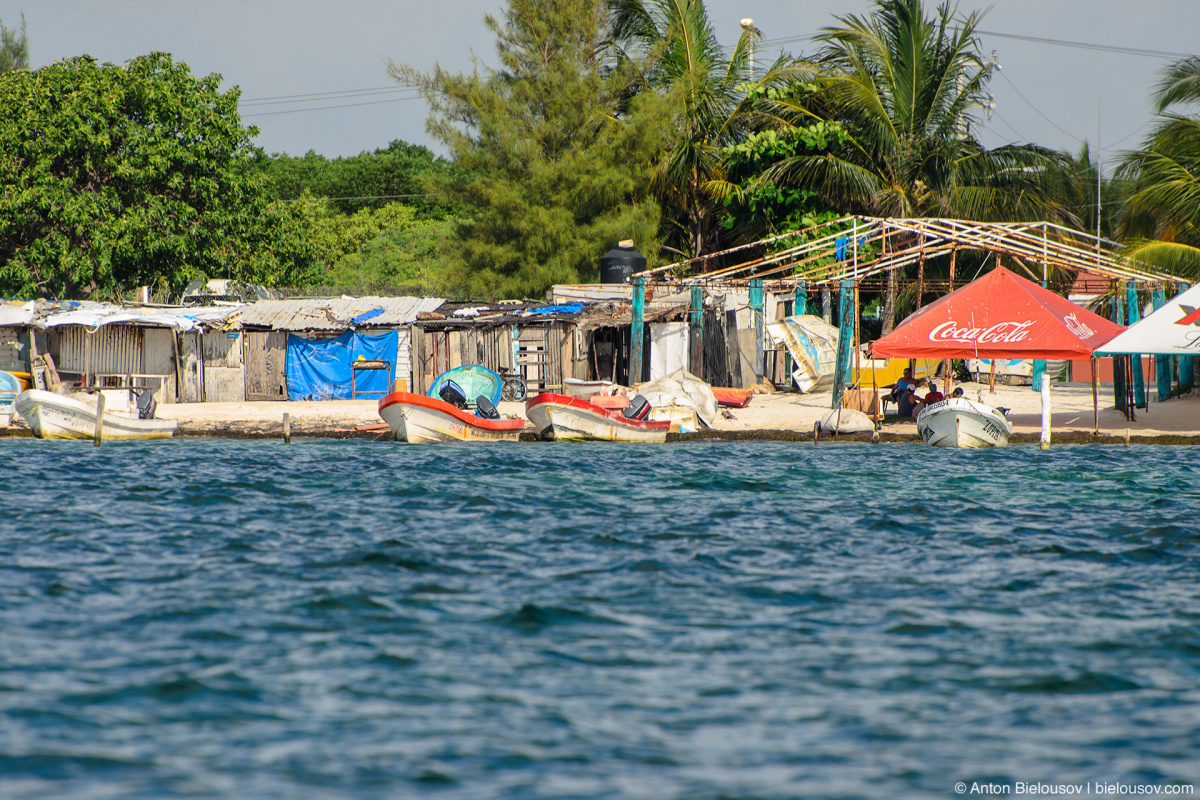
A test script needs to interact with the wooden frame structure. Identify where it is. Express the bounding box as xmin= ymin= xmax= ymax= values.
xmin=636 ymin=216 xmax=1177 ymax=290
